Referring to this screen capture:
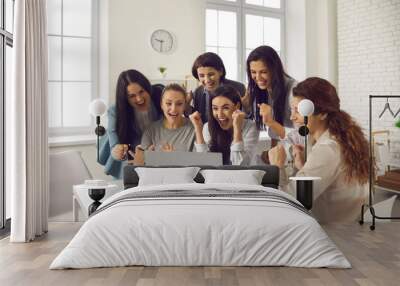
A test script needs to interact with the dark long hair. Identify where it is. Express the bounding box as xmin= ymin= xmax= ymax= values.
xmin=208 ymin=85 xmax=241 ymax=164
xmin=246 ymin=45 xmax=291 ymax=129
xmin=115 ymin=69 xmax=162 ymax=144
xmin=293 ymin=77 xmax=369 ymax=185
xmin=191 ymin=52 xmax=226 ymax=81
